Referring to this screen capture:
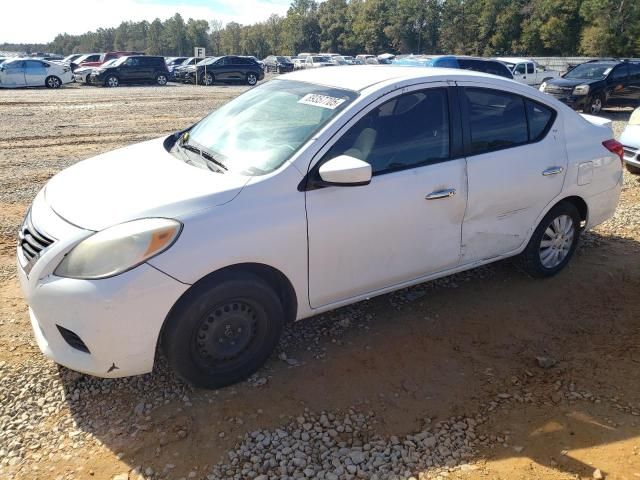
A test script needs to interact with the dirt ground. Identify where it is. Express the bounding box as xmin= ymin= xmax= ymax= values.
xmin=1 ymin=81 xmax=640 ymax=480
